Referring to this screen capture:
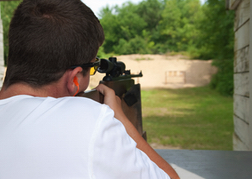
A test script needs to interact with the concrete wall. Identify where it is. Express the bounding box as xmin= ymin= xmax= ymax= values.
xmin=229 ymin=0 xmax=252 ymax=150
